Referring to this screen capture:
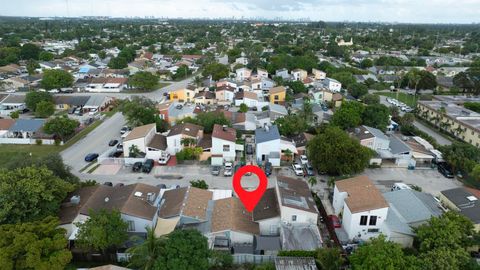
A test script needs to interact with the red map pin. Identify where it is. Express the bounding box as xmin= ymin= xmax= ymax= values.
xmin=232 ymin=165 xmax=268 ymax=212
